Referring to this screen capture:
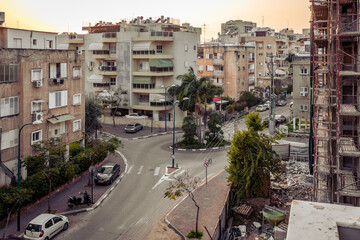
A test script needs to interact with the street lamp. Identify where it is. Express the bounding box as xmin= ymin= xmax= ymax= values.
xmin=17 ymin=120 xmax=41 ymax=231
xmin=161 ymin=84 xmax=176 ymax=132
xmin=171 ymin=97 xmax=189 ymax=168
